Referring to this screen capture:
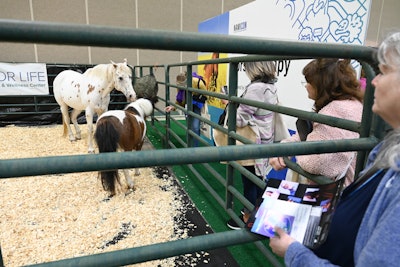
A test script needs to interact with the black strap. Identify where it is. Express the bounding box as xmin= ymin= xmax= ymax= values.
xmin=296 ymin=119 xmax=313 ymax=141
xmin=197 ymin=78 xmax=206 ymax=89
